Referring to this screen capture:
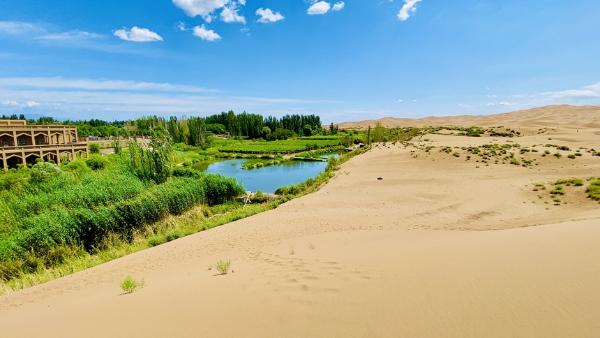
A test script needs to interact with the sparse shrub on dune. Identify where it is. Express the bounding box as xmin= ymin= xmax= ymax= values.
xmin=587 ymin=180 xmax=600 ymax=202
xmin=120 ymin=275 xmax=142 ymax=294
xmin=215 ymin=260 xmax=231 ymax=275
xmin=555 ymin=178 xmax=584 ymax=187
